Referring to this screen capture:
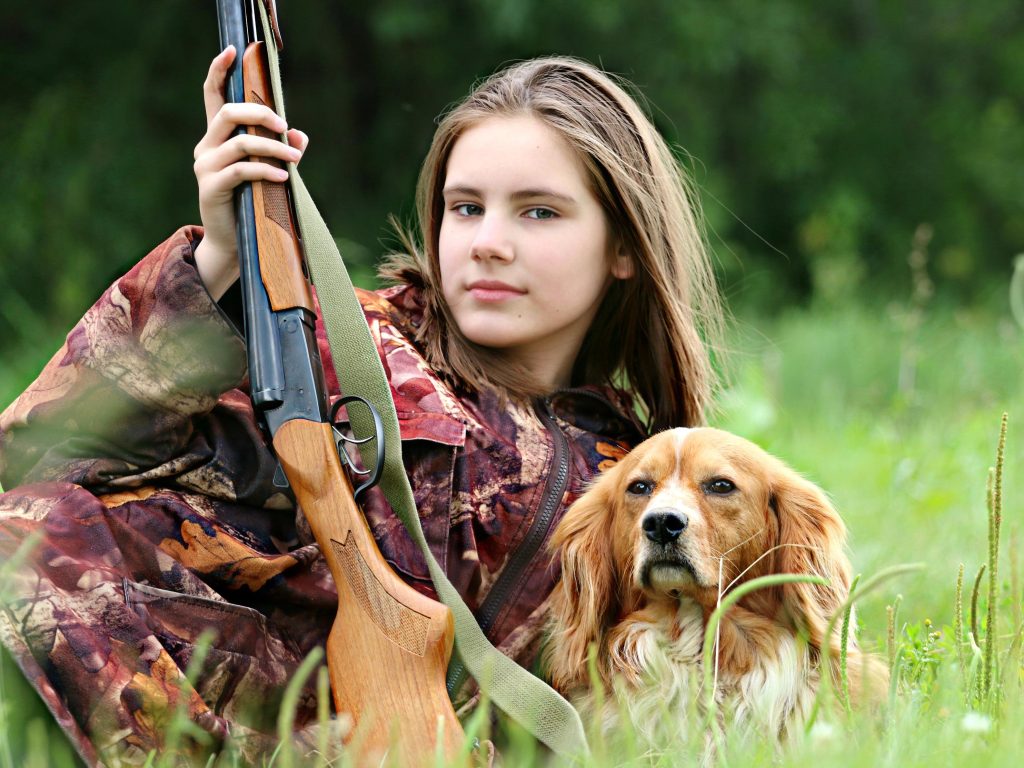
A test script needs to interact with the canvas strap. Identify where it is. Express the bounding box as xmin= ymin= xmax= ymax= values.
xmin=254 ymin=2 xmax=589 ymax=758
